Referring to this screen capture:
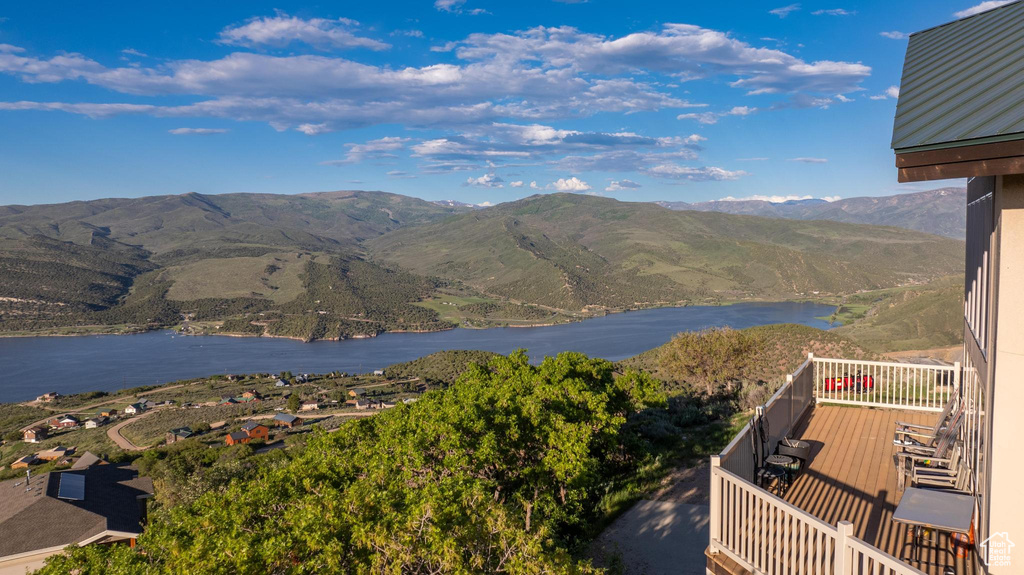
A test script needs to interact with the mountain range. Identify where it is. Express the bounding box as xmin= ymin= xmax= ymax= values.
xmin=657 ymin=188 xmax=966 ymax=238
xmin=0 ymin=190 xmax=965 ymax=341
